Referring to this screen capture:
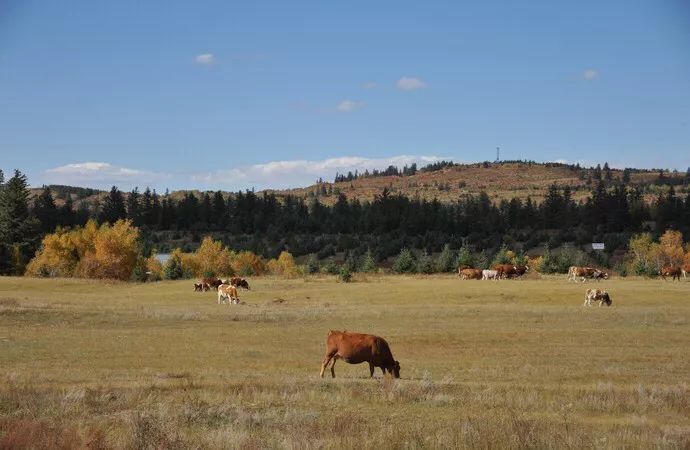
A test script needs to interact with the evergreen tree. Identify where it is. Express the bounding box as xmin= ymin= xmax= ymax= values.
xmin=360 ymin=249 xmax=377 ymax=273
xmin=59 ymin=195 xmax=76 ymax=227
xmin=0 ymin=170 xmax=40 ymax=274
xmin=416 ymin=251 xmax=434 ymax=274
xmin=455 ymin=246 xmax=473 ymax=269
xmin=305 ymin=254 xmax=320 ymax=274
xmin=33 ymin=186 xmax=58 ymax=233
xmin=622 ymin=168 xmax=631 ymax=183
xmin=392 ymin=248 xmax=416 ymax=273
xmin=99 ymin=186 xmax=127 ymax=224
xmin=603 ymin=162 xmax=612 ymax=181
xmin=126 ymin=187 xmax=141 ymax=226
xmin=593 ymin=164 xmax=602 ymax=181
xmin=435 ymin=243 xmax=456 ymax=272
